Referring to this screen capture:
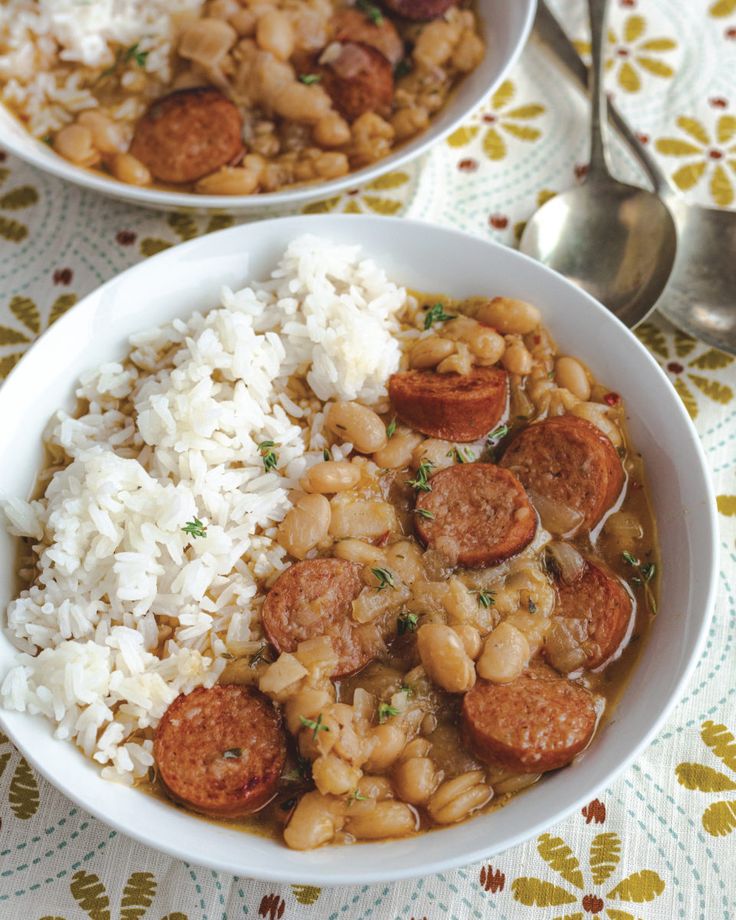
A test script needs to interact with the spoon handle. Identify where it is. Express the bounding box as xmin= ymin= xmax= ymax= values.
xmin=534 ymin=1 xmax=670 ymax=196
xmin=587 ymin=0 xmax=611 ymax=177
